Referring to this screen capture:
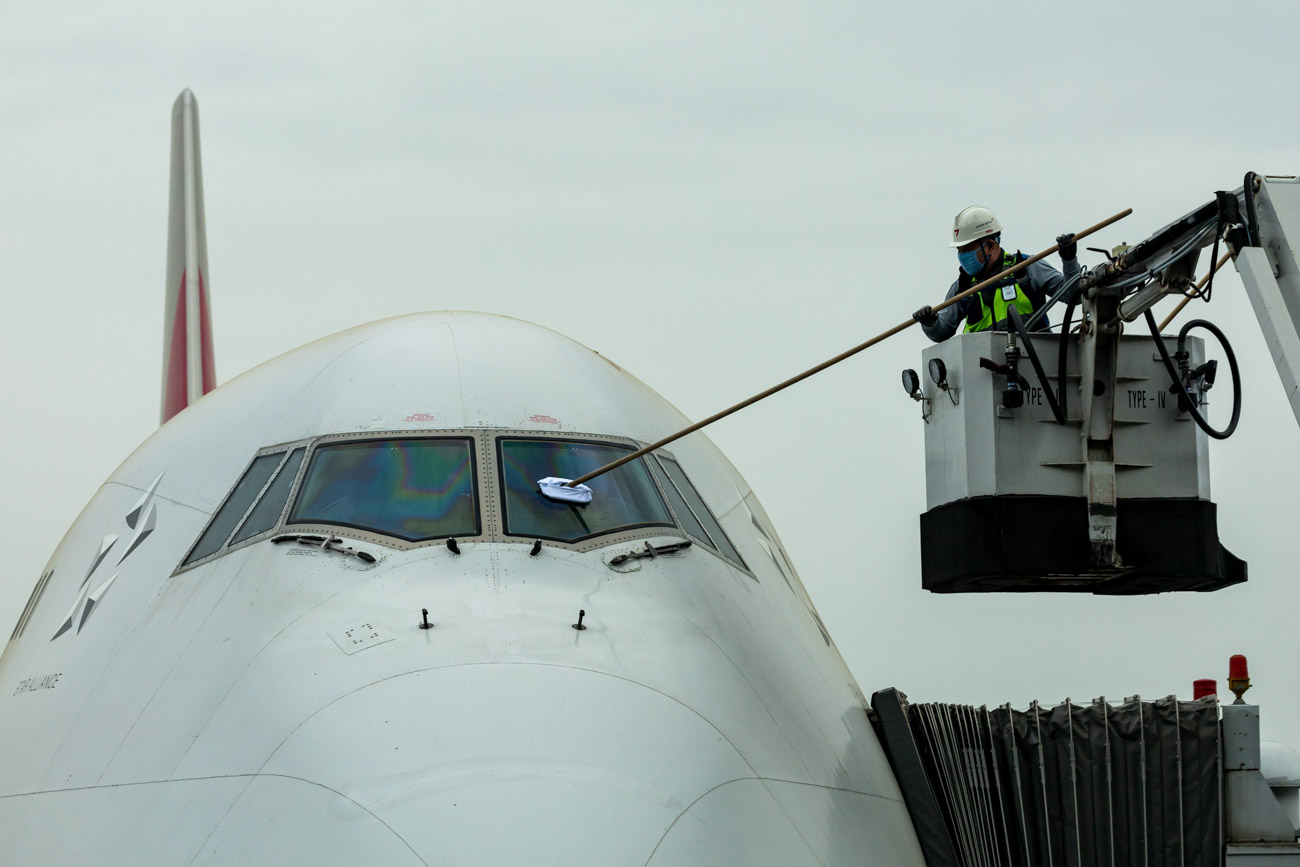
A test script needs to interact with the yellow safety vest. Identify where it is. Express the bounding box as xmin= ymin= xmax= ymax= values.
xmin=962 ymin=252 xmax=1036 ymax=333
